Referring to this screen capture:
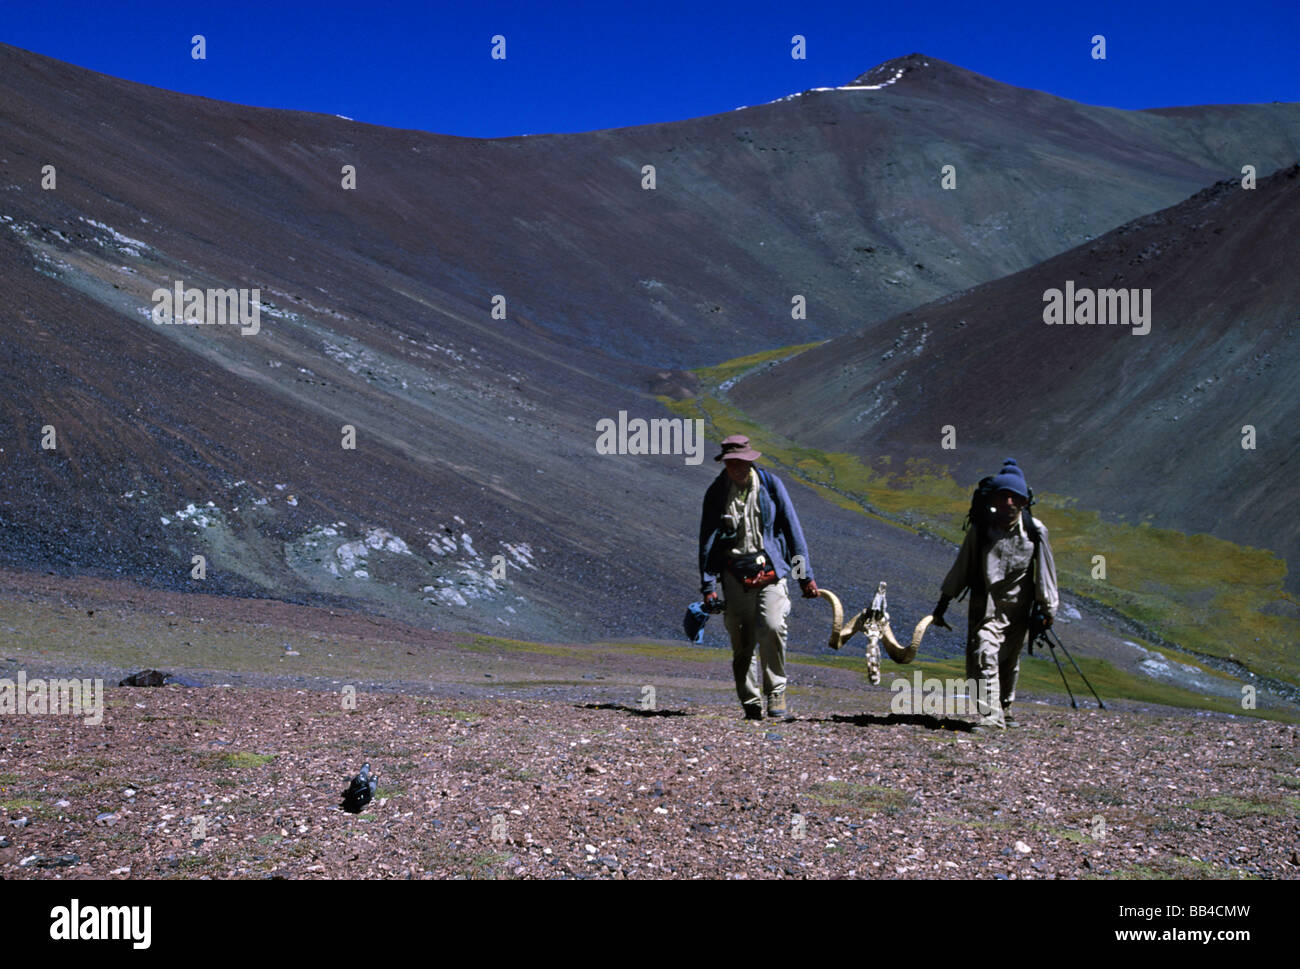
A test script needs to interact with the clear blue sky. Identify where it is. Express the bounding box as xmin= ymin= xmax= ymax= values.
xmin=4 ymin=0 xmax=1297 ymax=137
